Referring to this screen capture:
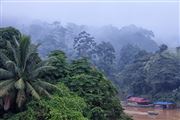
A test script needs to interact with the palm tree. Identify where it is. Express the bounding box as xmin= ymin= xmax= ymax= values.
xmin=0 ymin=35 xmax=56 ymax=111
